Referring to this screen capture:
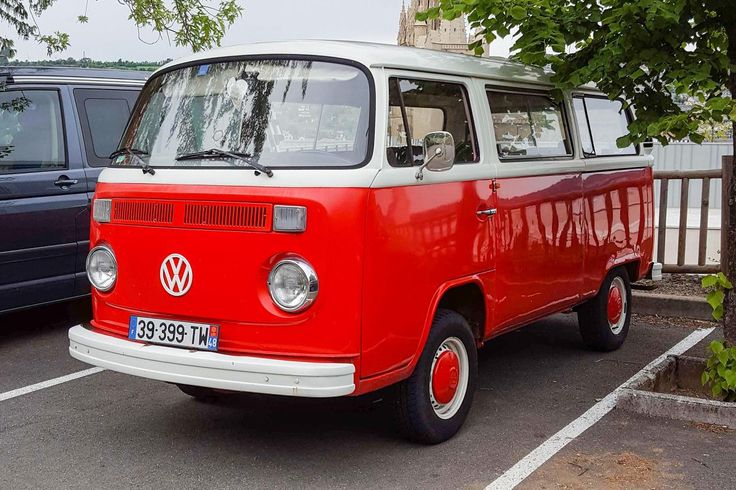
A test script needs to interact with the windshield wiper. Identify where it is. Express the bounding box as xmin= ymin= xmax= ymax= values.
xmin=110 ymin=147 xmax=155 ymax=175
xmin=175 ymin=148 xmax=273 ymax=177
